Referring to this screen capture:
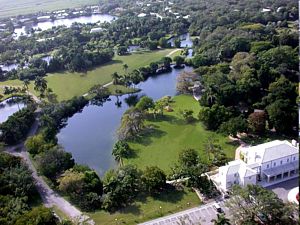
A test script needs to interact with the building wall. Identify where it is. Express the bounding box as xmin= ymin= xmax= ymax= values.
xmin=260 ymin=153 xmax=299 ymax=172
xmin=242 ymin=175 xmax=257 ymax=186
